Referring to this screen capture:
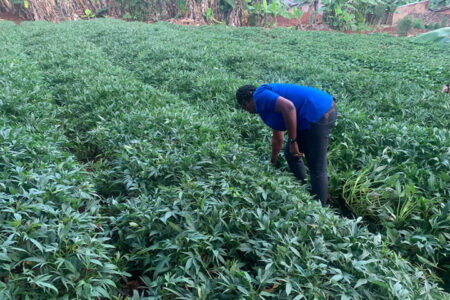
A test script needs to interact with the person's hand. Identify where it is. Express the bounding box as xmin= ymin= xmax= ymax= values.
xmin=289 ymin=141 xmax=303 ymax=158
